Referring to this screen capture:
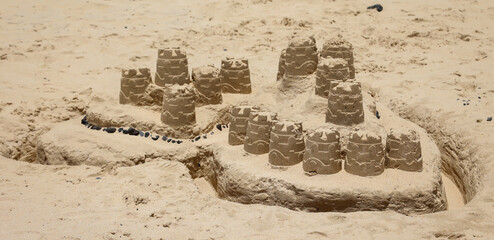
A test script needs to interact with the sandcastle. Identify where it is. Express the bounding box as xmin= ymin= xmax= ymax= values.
xmin=219 ymin=57 xmax=252 ymax=94
xmin=315 ymin=57 xmax=350 ymax=97
xmin=155 ymin=47 xmax=190 ymax=86
xmin=385 ymin=129 xmax=423 ymax=172
xmin=302 ymin=127 xmax=342 ymax=174
xmin=284 ymin=36 xmax=318 ymax=76
xmin=320 ymin=37 xmax=355 ymax=79
xmin=345 ymin=131 xmax=385 ymax=176
xmin=119 ymin=68 xmax=152 ymax=105
xmin=244 ymin=111 xmax=278 ymax=154
xmin=326 ymin=81 xmax=364 ymax=125
xmin=90 ymin=37 xmax=438 ymax=213
xmin=268 ymin=121 xmax=305 ymax=166
xmin=161 ymin=84 xmax=196 ymax=126
xmin=192 ymin=65 xmax=223 ymax=105
xmin=228 ymin=106 xmax=260 ymax=145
